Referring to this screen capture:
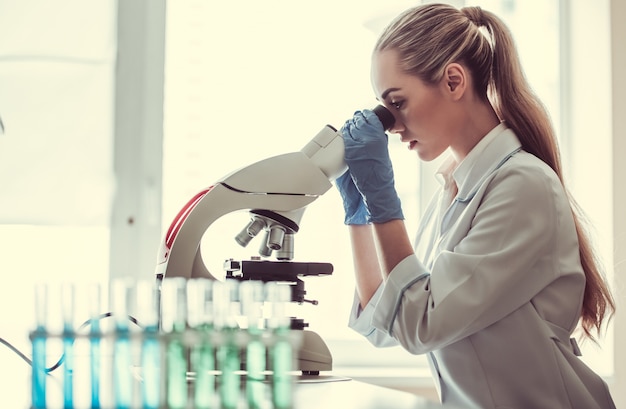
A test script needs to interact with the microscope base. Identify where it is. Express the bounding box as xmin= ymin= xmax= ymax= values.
xmin=297 ymin=330 xmax=332 ymax=375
